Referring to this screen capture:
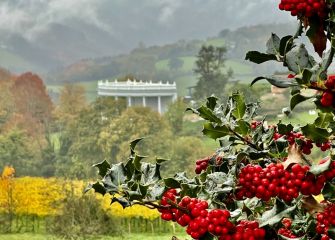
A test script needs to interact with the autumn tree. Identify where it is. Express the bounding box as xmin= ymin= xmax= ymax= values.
xmin=54 ymin=83 xmax=87 ymax=127
xmin=193 ymin=45 xmax=233 ymax=99
xmin=11 ymin=72 xmax=53 ymax=137
xmin=55 ymin=97 xmax=126 ymax=178
xmin=99 ymin=107 xmax=173 ymax=163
